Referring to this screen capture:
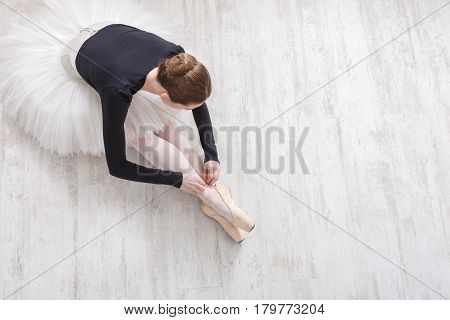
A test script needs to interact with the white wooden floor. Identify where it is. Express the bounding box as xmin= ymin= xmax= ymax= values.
xmin=1 ymin=0 xmax=449 ymax=299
